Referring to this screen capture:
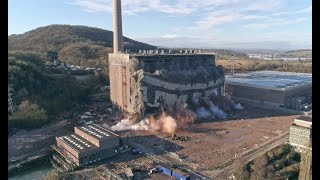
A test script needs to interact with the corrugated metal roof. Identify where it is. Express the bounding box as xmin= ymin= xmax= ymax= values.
xmin=226 ymin=71 xmax=312 ymax=91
